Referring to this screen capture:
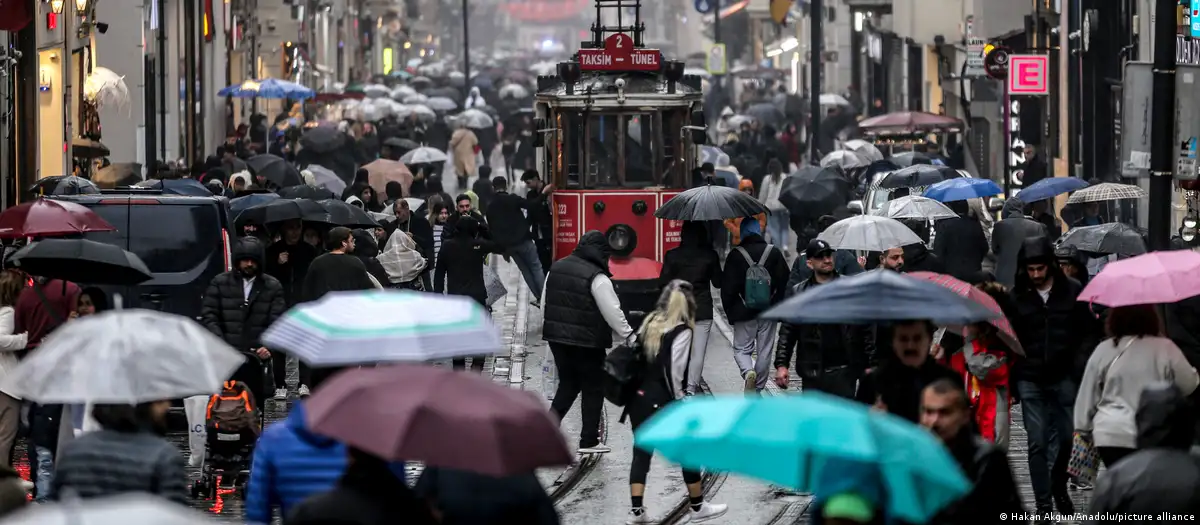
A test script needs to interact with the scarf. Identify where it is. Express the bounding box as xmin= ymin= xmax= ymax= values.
xmin=378 ymin=230 xmax=427 ymax=283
